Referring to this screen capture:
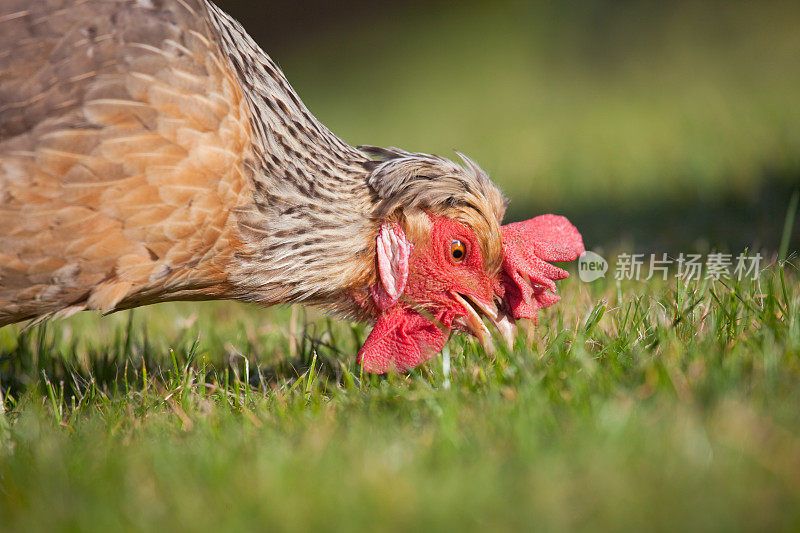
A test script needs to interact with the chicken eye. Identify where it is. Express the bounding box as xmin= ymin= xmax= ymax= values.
xmin=450 ymin=240 xmax=466 ymax=263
